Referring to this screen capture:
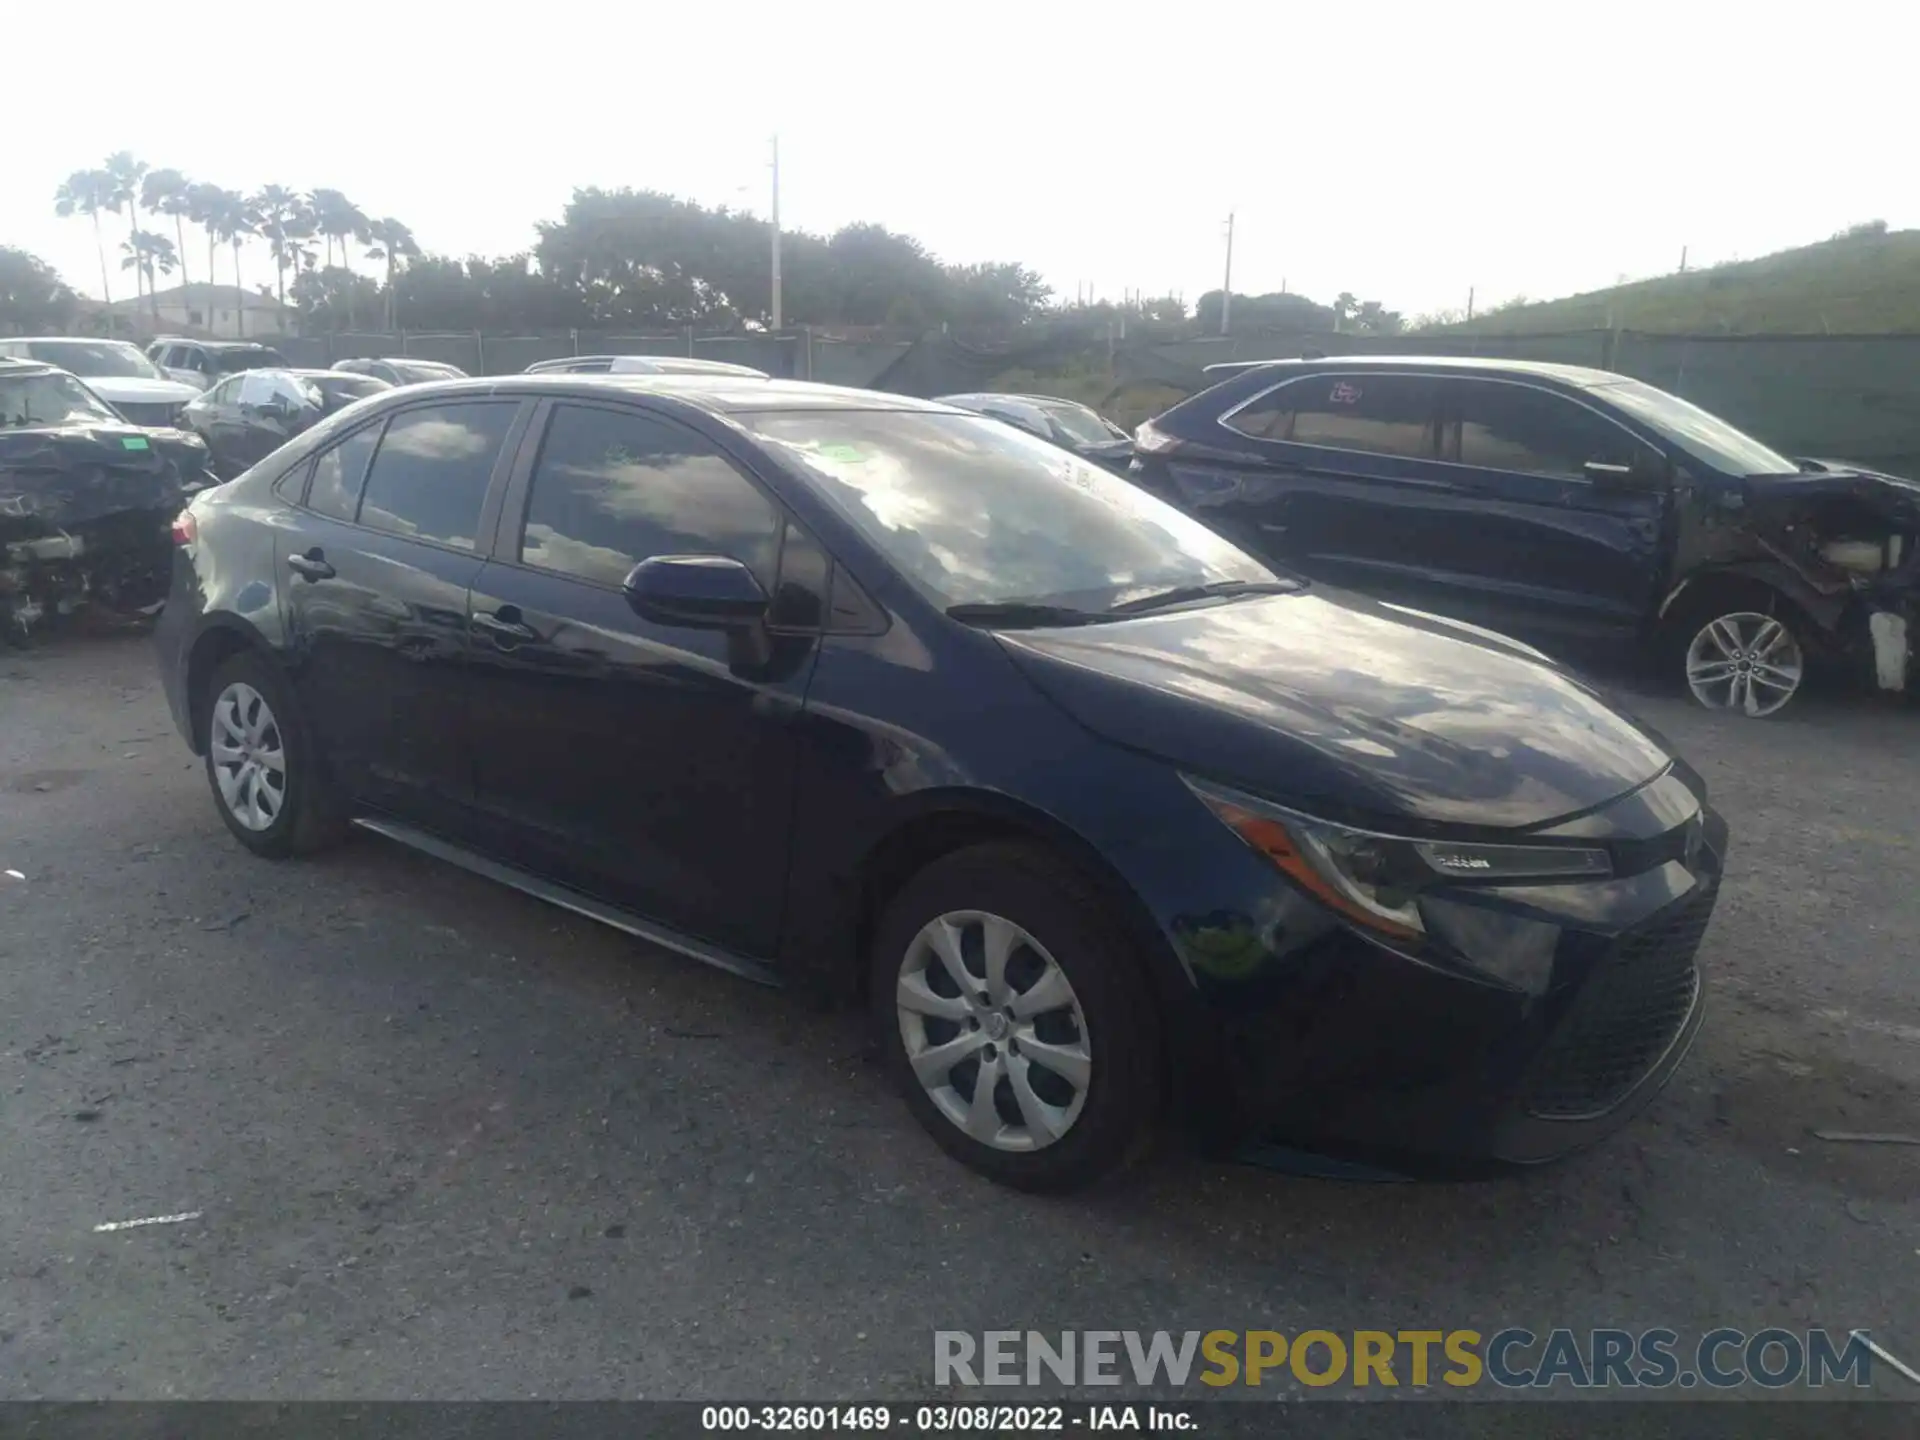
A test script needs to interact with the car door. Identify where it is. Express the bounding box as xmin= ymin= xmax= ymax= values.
xmin=1431 ymin=378 xmax=1672 ymax=639
xmin=462 ymin=398 xmax=820 ymax=958
xmin=187 ymin=376 xmax=244 ymax=472
xmin=279 ymin=397 xmax=530 ymax=835
xmin=1196 ymin=370 xmax=1449 ymax=597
